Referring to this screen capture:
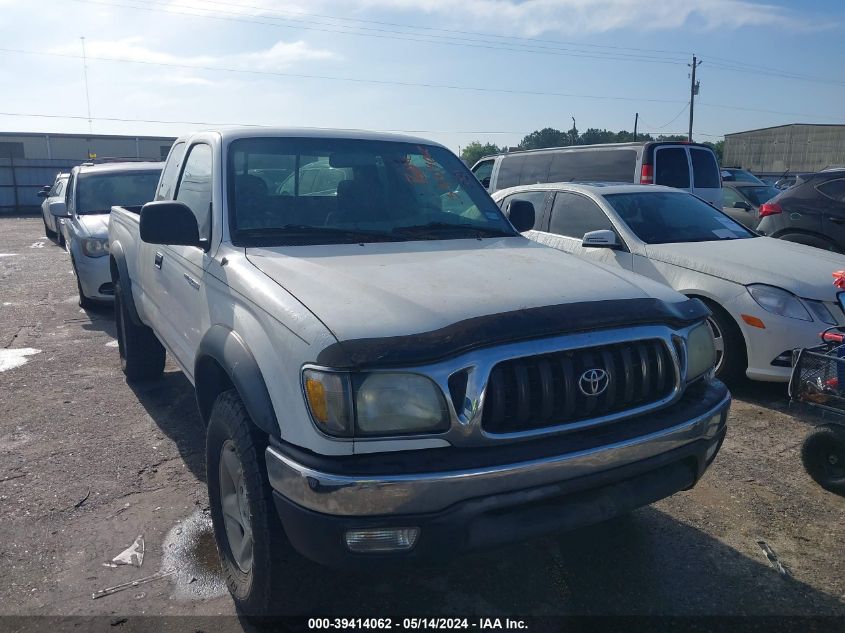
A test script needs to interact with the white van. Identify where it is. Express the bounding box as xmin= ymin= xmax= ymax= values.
xmin=471 ymin=141 xmax=723 ymax=206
